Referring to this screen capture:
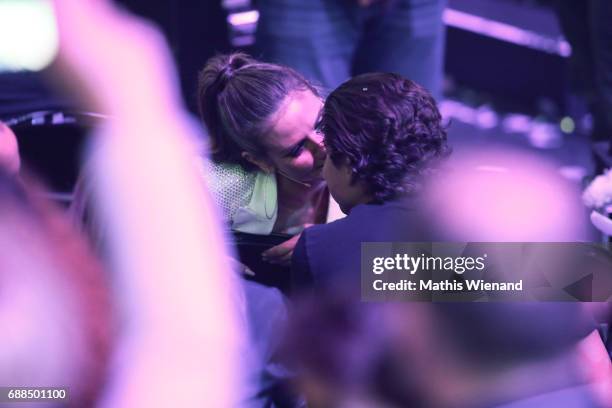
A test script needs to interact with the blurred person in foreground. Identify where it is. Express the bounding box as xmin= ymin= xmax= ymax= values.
xmin=0 ymin=169 xmax=112 ymax=408
xmin=50 ymin=0 xmax=242 ymax=406
xmin=285 ymin=298 xmax=607 ymax=408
